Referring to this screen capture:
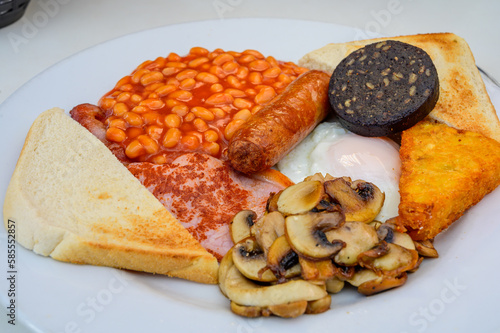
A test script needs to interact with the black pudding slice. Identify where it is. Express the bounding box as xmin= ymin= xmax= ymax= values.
xmin=329 ymin=40 xmax=439 ymax=137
